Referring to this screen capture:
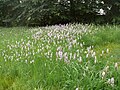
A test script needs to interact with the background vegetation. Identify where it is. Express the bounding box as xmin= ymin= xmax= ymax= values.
xmin=0 ymin=0 xmax=120 ymax=26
